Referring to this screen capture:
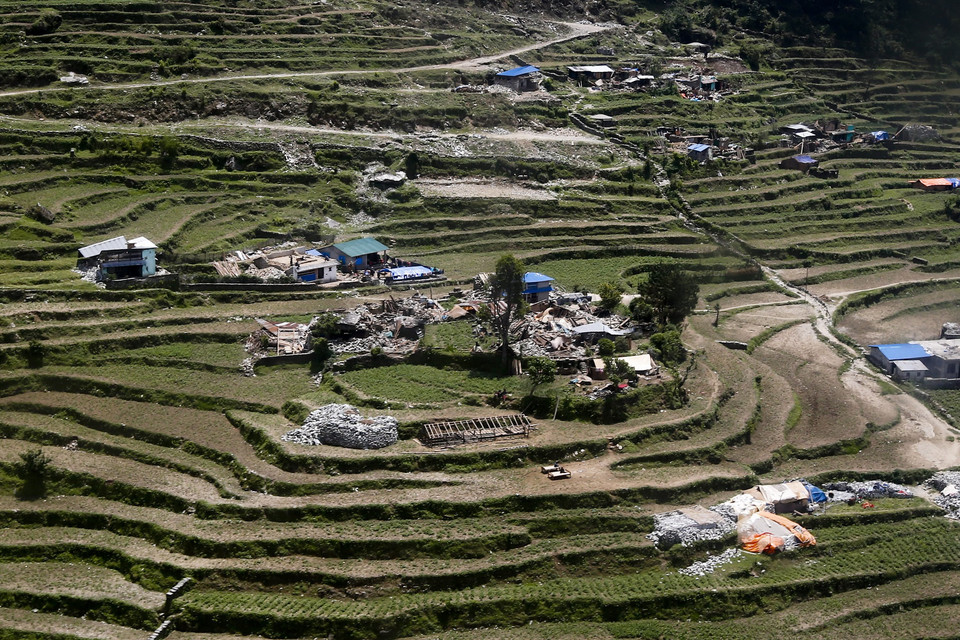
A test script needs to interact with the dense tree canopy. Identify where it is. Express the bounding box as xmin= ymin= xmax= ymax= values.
xmin=490 ymin=254 xmax=526 ymax=367
xmin=640 ymin=263 xmax=700 ymax=327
